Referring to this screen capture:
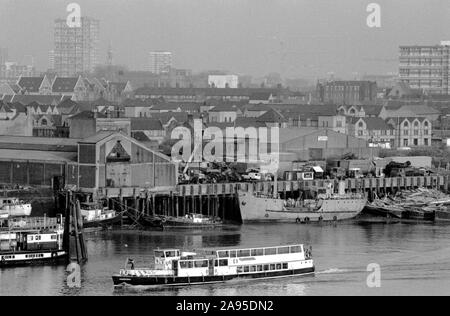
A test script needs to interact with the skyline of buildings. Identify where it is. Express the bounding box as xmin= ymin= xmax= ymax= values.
xmin=148 ymin=51 xmax=173 ymax=74
xmin=399 ymin=41 xmax=450 ymax=95
xmin=4 ymin=15 xmax=450 ymax=91
xmin=53 ymin=17 xmax=100 ymax=76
